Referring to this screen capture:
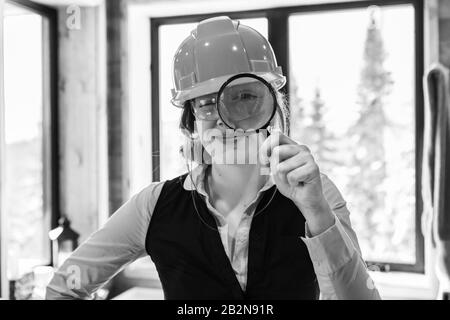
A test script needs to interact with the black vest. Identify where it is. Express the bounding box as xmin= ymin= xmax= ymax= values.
xmin=145 ymin=173 xmax=319 ymax=300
